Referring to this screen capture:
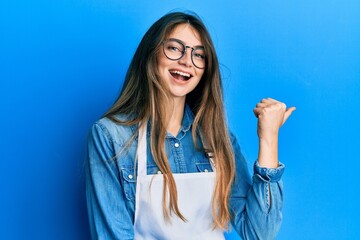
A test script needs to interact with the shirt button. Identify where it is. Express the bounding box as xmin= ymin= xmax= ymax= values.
xmin=174 ymin=142 xmax=180 ymax=148
xmin=128 ymin=174 xmax=133 ymax=179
